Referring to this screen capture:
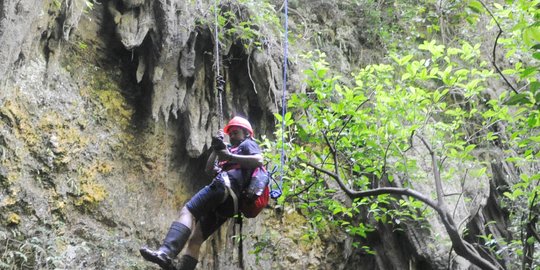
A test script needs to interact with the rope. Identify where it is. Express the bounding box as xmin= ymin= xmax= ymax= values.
xmin=214 ymin=3 xmax=243 ymax=267
xmin=271 ymin=0 xmax=288 ymax=199
xmin=214 ymin=0 xmax=225 ymax=127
